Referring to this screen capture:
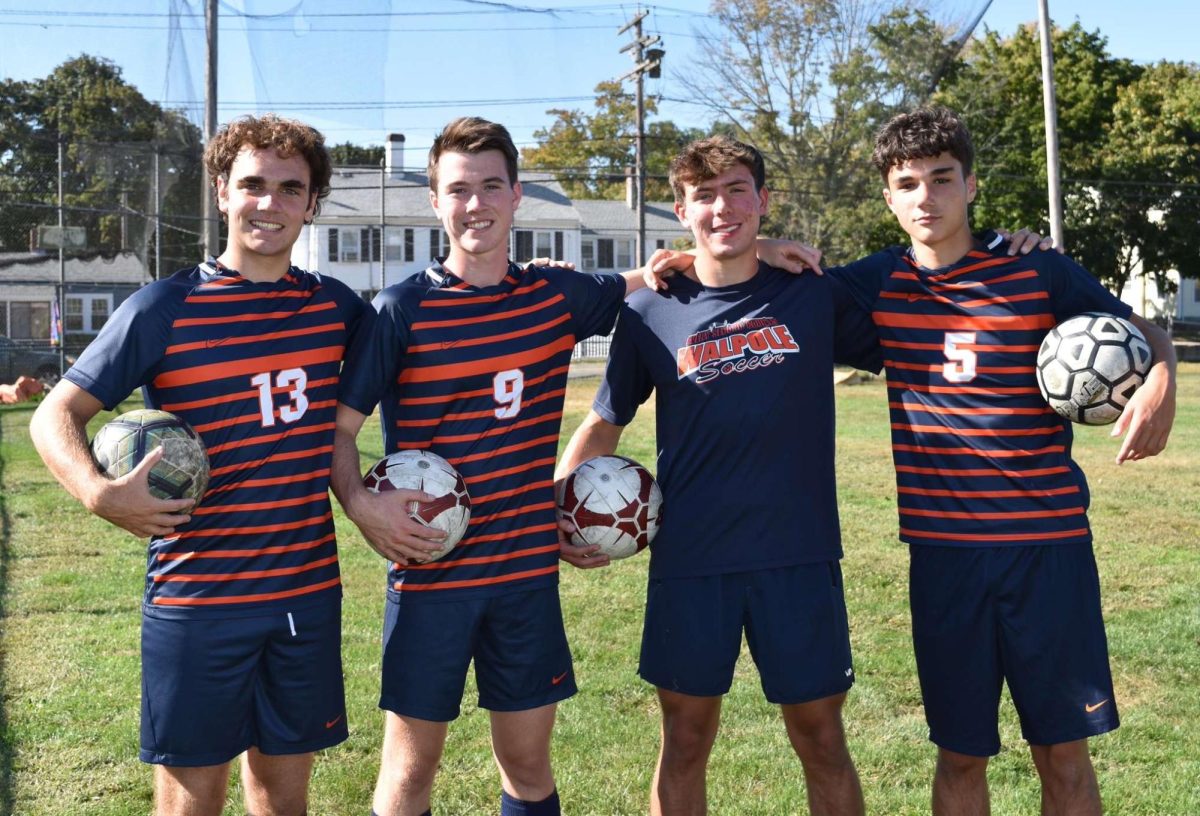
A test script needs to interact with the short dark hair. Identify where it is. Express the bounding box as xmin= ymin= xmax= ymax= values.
xmin=872 ymin=107 xmax=974 ymax=182
xmin=203 ymin=114 xmax=332 ymax=216
xmin=428 ymin=117 xmax=519 ymax=190
xmin=669 ymin=136 xmax=766 ymax=202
